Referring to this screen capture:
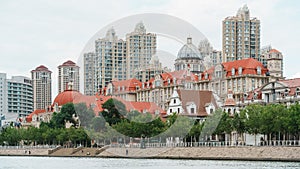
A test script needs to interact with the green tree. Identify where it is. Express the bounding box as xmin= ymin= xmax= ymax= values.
xmin=241 ymin=104 xmax=264 ymax=145
xmin=74 ymin=103 xmax=95 ymax=128
xmin=91 ymin=116 xmax=106 ymax=132
xmin=200 ymin=109 xmax=223 ymax=141
xmin=100 ymin=99 xmax=126 ymax=126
